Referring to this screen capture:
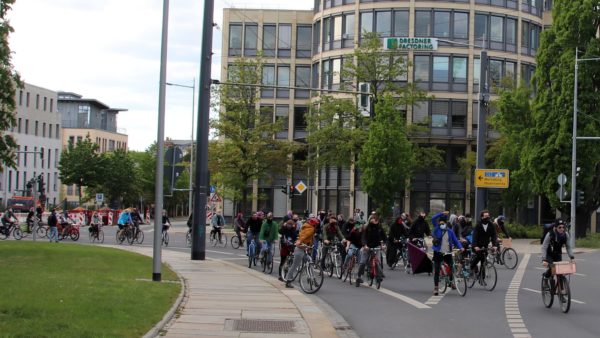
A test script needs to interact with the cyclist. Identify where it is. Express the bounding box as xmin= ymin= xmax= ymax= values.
xmin=541 ymin=219 xmax=574 ymax=280
xmin=344 ymin=220 xmax=363 ymax=267
xmin=259 ymin=212 xmax=279 ymax=268
xmin=431 ymin=212 xmax=463 ymax=295
xmin=234 ymin=212 xmax=246 ymax=247
xmin=210 ymin=211 xmax=226 ymax=243
xmin=117 ymin=209 xmax=133 ymax=237
xmin=356 ymin=213 xmax=387 ymax=287
xmin=90 ymin=211 xmax=102 ymax=236
xmin=470 ymin=210 xmax=498 ymax=275
xmin=162 ymin=209 xmax=171 ymax=233
xmin=494 ymin=215 xmax=511 ymax=239
xmin=284 ymin=217 xmax=319 ymax=288
xmin=386 ymin=215 xmax=409 ymax=268
xmin=26 ymin=207 xmax=36 ymax=233
xmin=1 ymin=207 xmax=16 ymax=234
xmin=278 ymin=219 xmax=298 ymax=281
xmin=321 ymin=217 xmax=345 ymax=269
xmin=409 ymin=211 xmax=431 ymax=249
xmin=246 ymin=212 xmax=262 ymax=256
